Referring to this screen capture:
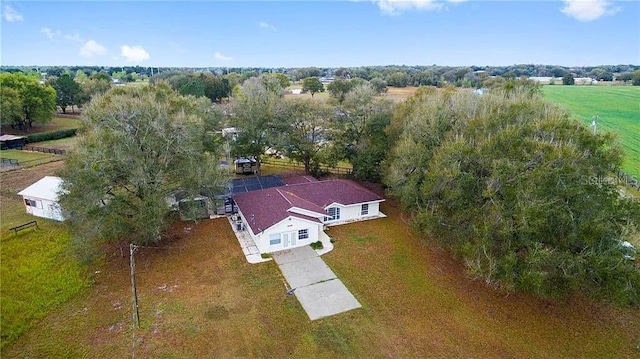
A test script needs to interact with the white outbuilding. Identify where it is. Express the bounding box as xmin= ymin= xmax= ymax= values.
xmin=17 ymin=176 xmax=64 ymax=221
